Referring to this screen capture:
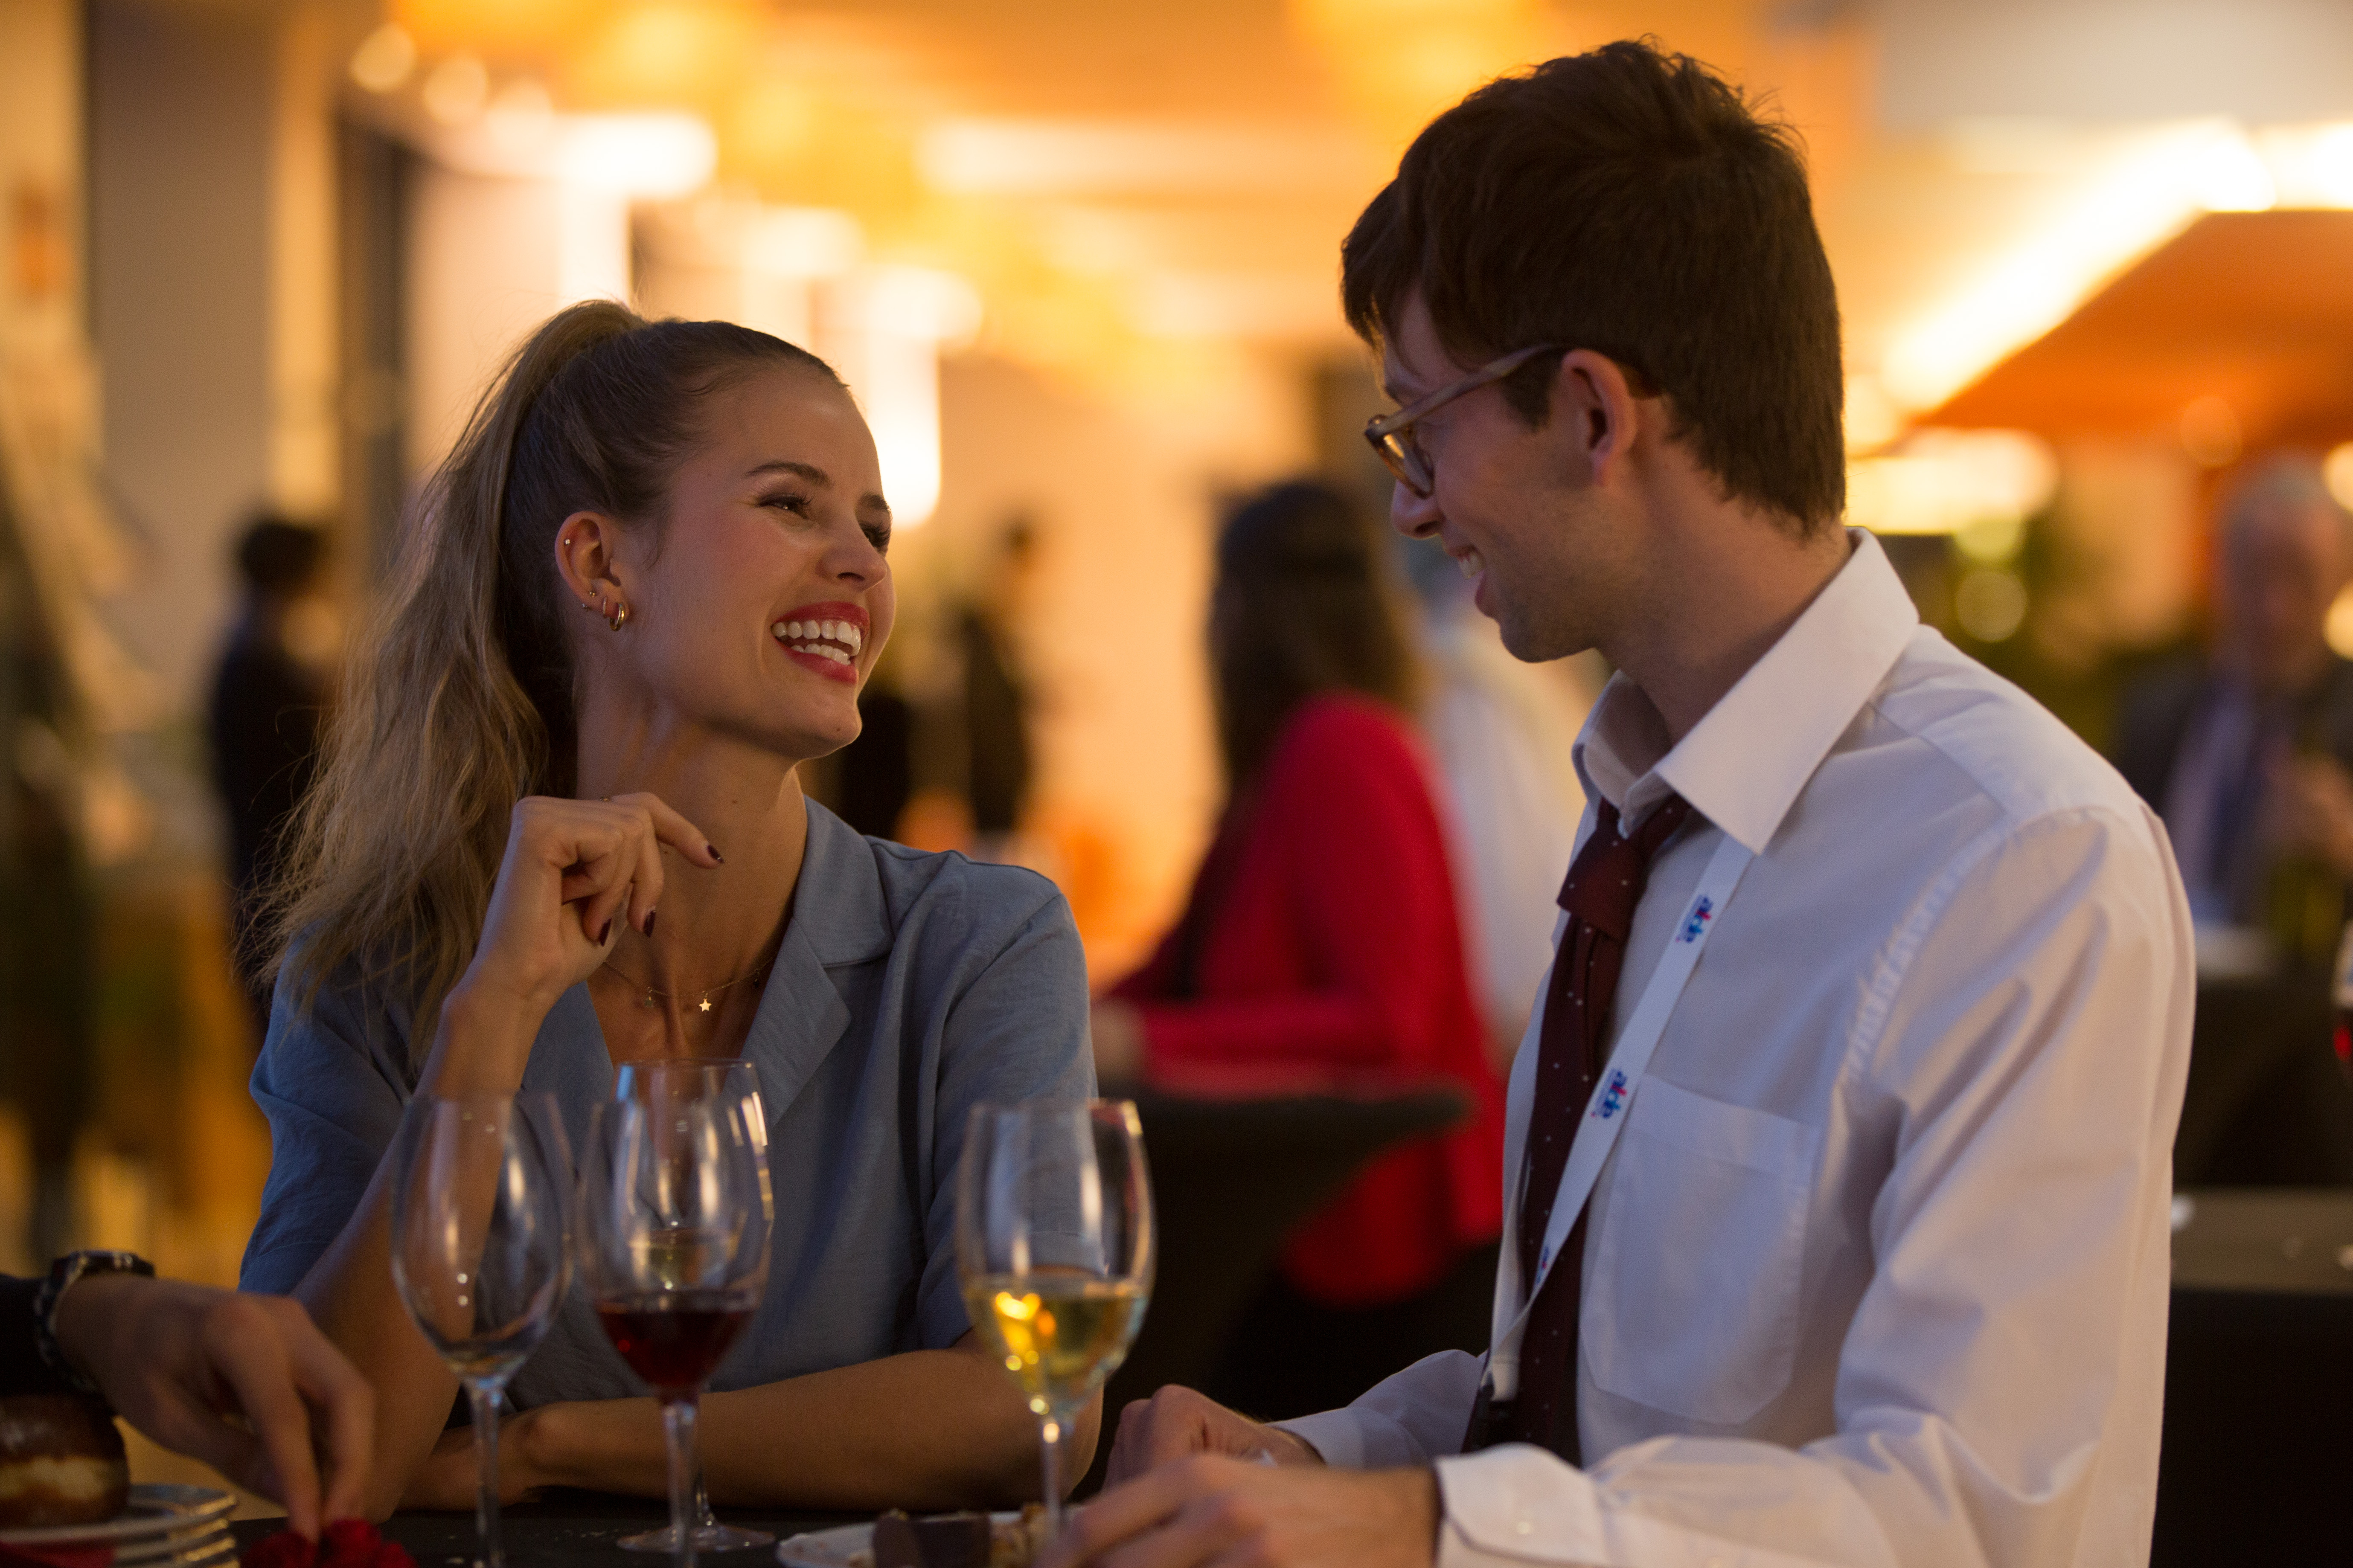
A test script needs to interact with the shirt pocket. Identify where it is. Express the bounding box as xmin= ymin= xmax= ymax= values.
xmin=1583 ymin=1077 xmax=1820 ymax=1426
